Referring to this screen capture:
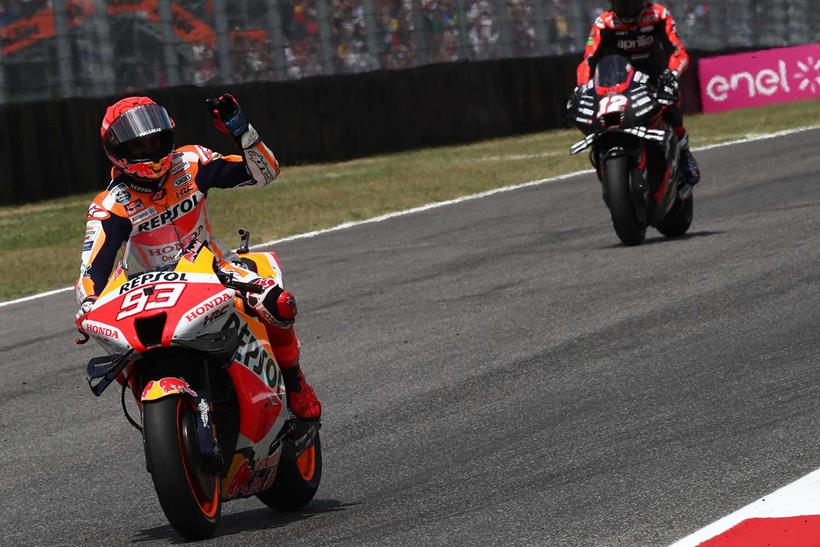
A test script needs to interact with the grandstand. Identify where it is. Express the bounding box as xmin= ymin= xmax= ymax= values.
xmin=0 ymin=0 xmax=817 ymax=103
